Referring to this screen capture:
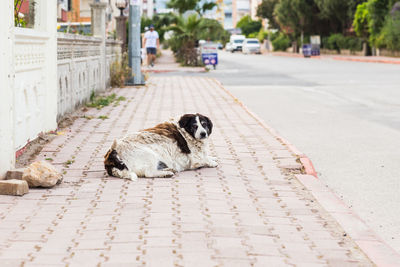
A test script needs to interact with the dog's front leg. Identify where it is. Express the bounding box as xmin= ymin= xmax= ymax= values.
xmin=190 ymin=156 xmax=218 ymax=169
